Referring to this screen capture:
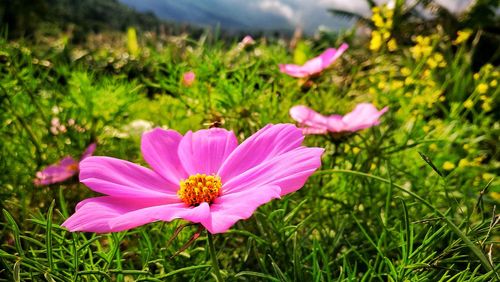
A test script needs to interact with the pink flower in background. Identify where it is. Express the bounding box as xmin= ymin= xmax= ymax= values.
xmin=290 ymin=103 xmax=388 ymax=135
xmin=279 ymin=43 xmax=349 ymax=78
xmin=62 ymin=124 xmax=323 ymax=234
xmin=34 ymin=143 xmax=96 ymax=186
xmin=182 ymin=71 xmax=196 ymax=86
xmin=241 ymin=35 xmax=255 ymax=46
